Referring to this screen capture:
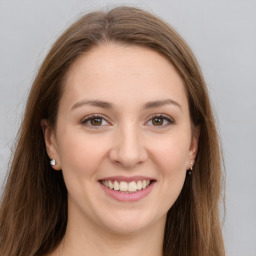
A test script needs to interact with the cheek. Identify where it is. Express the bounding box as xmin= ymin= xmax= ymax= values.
xmin=56 ymin=129 xmax=109 ymax=178
xmin=148 ymin=132 xmax=191 ymax=176
xmin=56 ymin=130 xmax=111 ymax=204
xmin=150 ymin=135 xmax=190 ymax=208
